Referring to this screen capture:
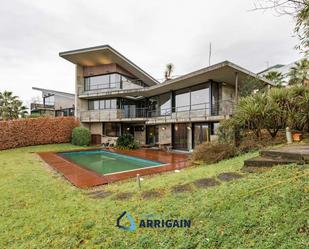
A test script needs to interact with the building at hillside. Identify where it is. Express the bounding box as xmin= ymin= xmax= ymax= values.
xmin=60 ymin=45 xmax=272 ymax=151
xmin=31 ymin=87 xmax=75 ymax=117
xmin=258 ymin=58 xmax=307 ymax=86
